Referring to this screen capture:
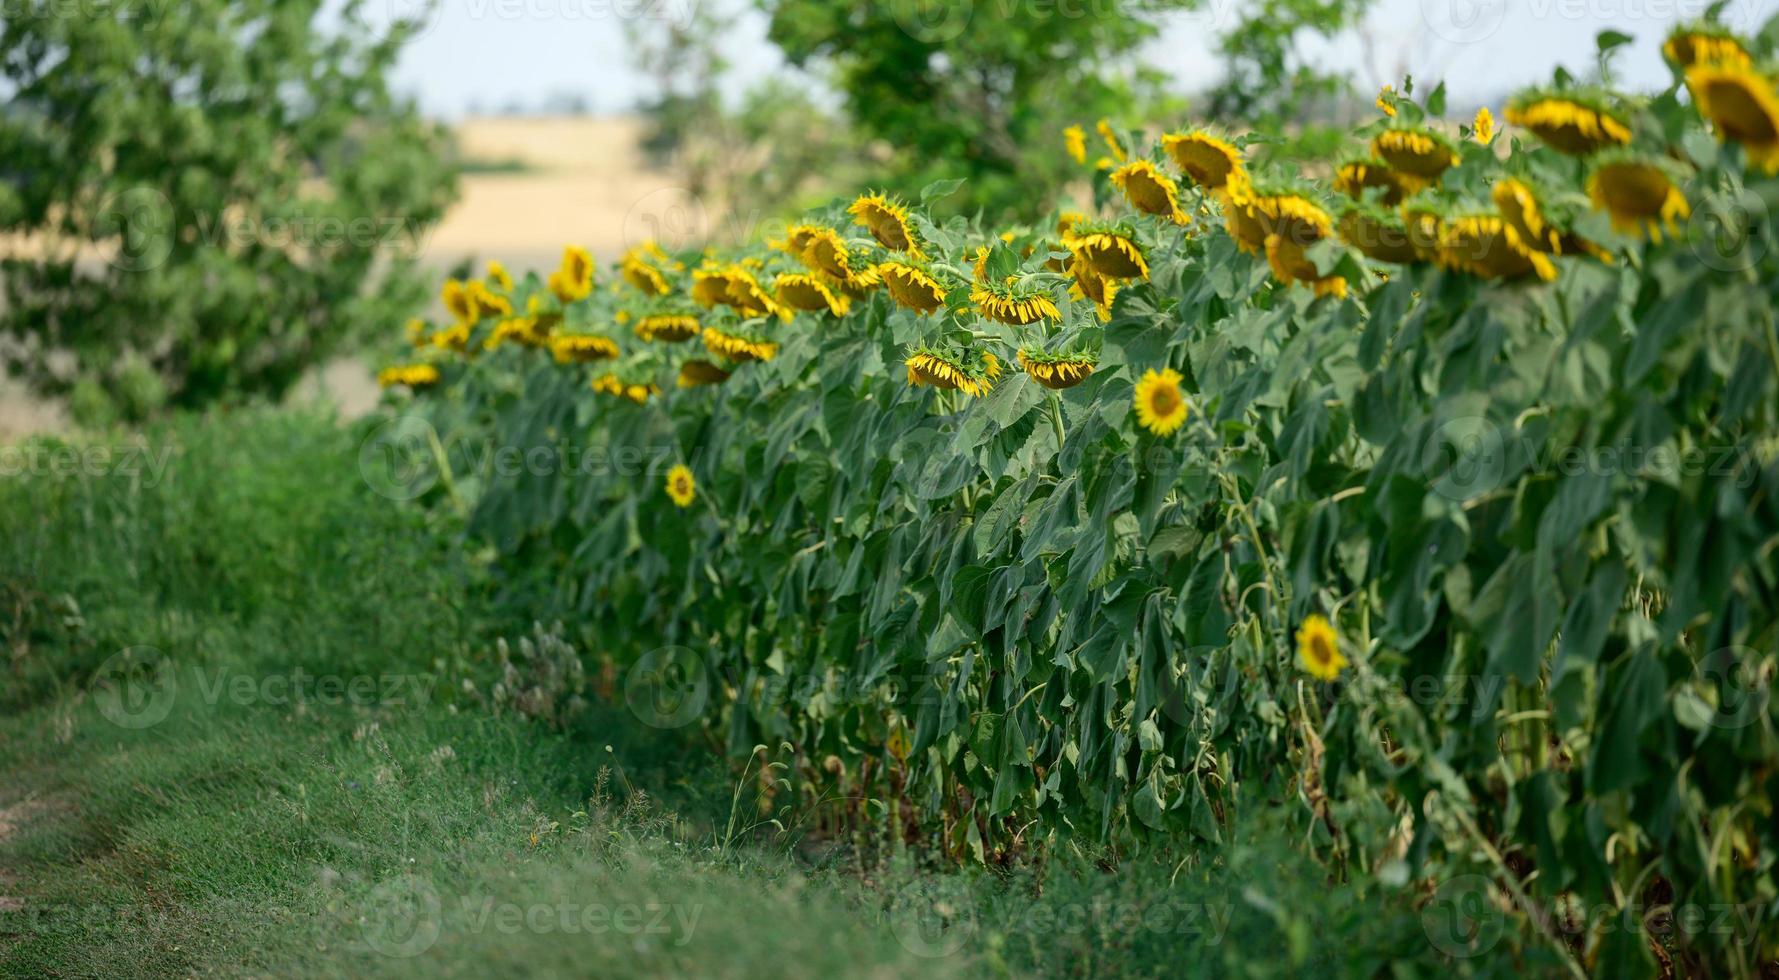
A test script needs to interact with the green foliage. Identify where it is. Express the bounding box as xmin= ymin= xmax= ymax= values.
xmin=398 ymin=59 xmax=1779 ymax=973
xmin=0 ymin=0 xmax=456 ymax=416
